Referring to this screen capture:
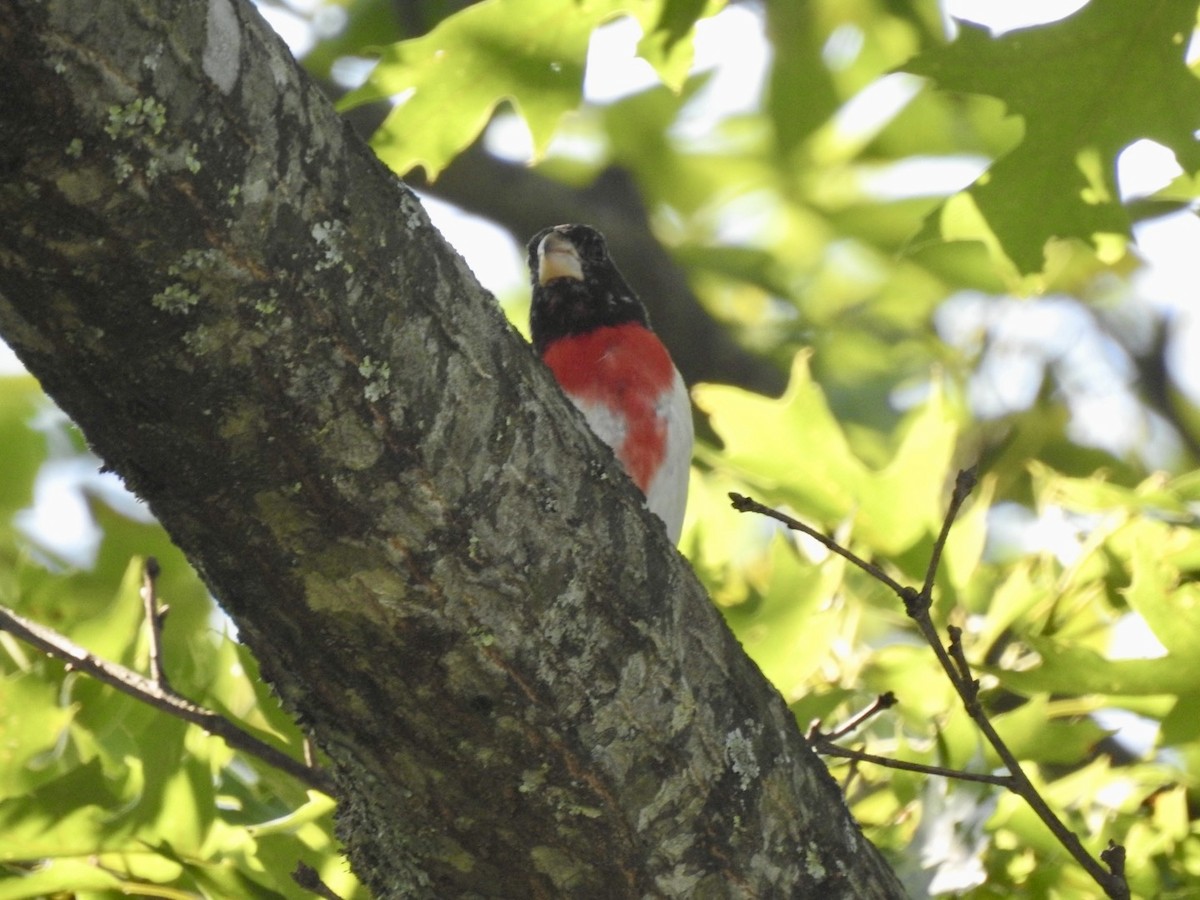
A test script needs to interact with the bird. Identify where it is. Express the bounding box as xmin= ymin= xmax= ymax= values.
xmin=527 ymin=223 xmax=693 ymax=543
